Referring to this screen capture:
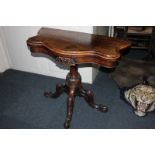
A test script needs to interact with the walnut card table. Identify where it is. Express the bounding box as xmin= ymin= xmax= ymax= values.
xmin=27 ymin=28 xmax=130 ymax=128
